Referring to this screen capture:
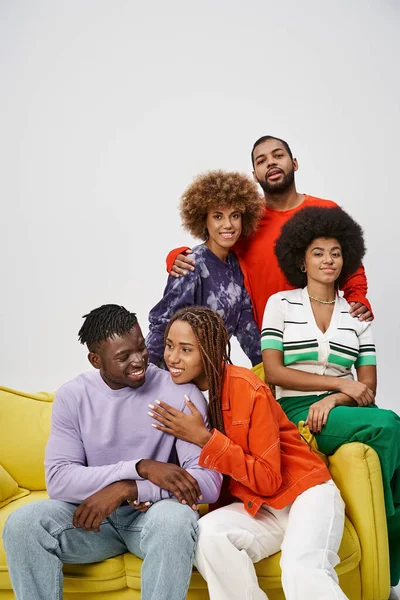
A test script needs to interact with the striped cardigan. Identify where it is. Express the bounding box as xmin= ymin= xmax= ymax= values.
xmin=261 ymin=288 xmax=376 ymax=400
